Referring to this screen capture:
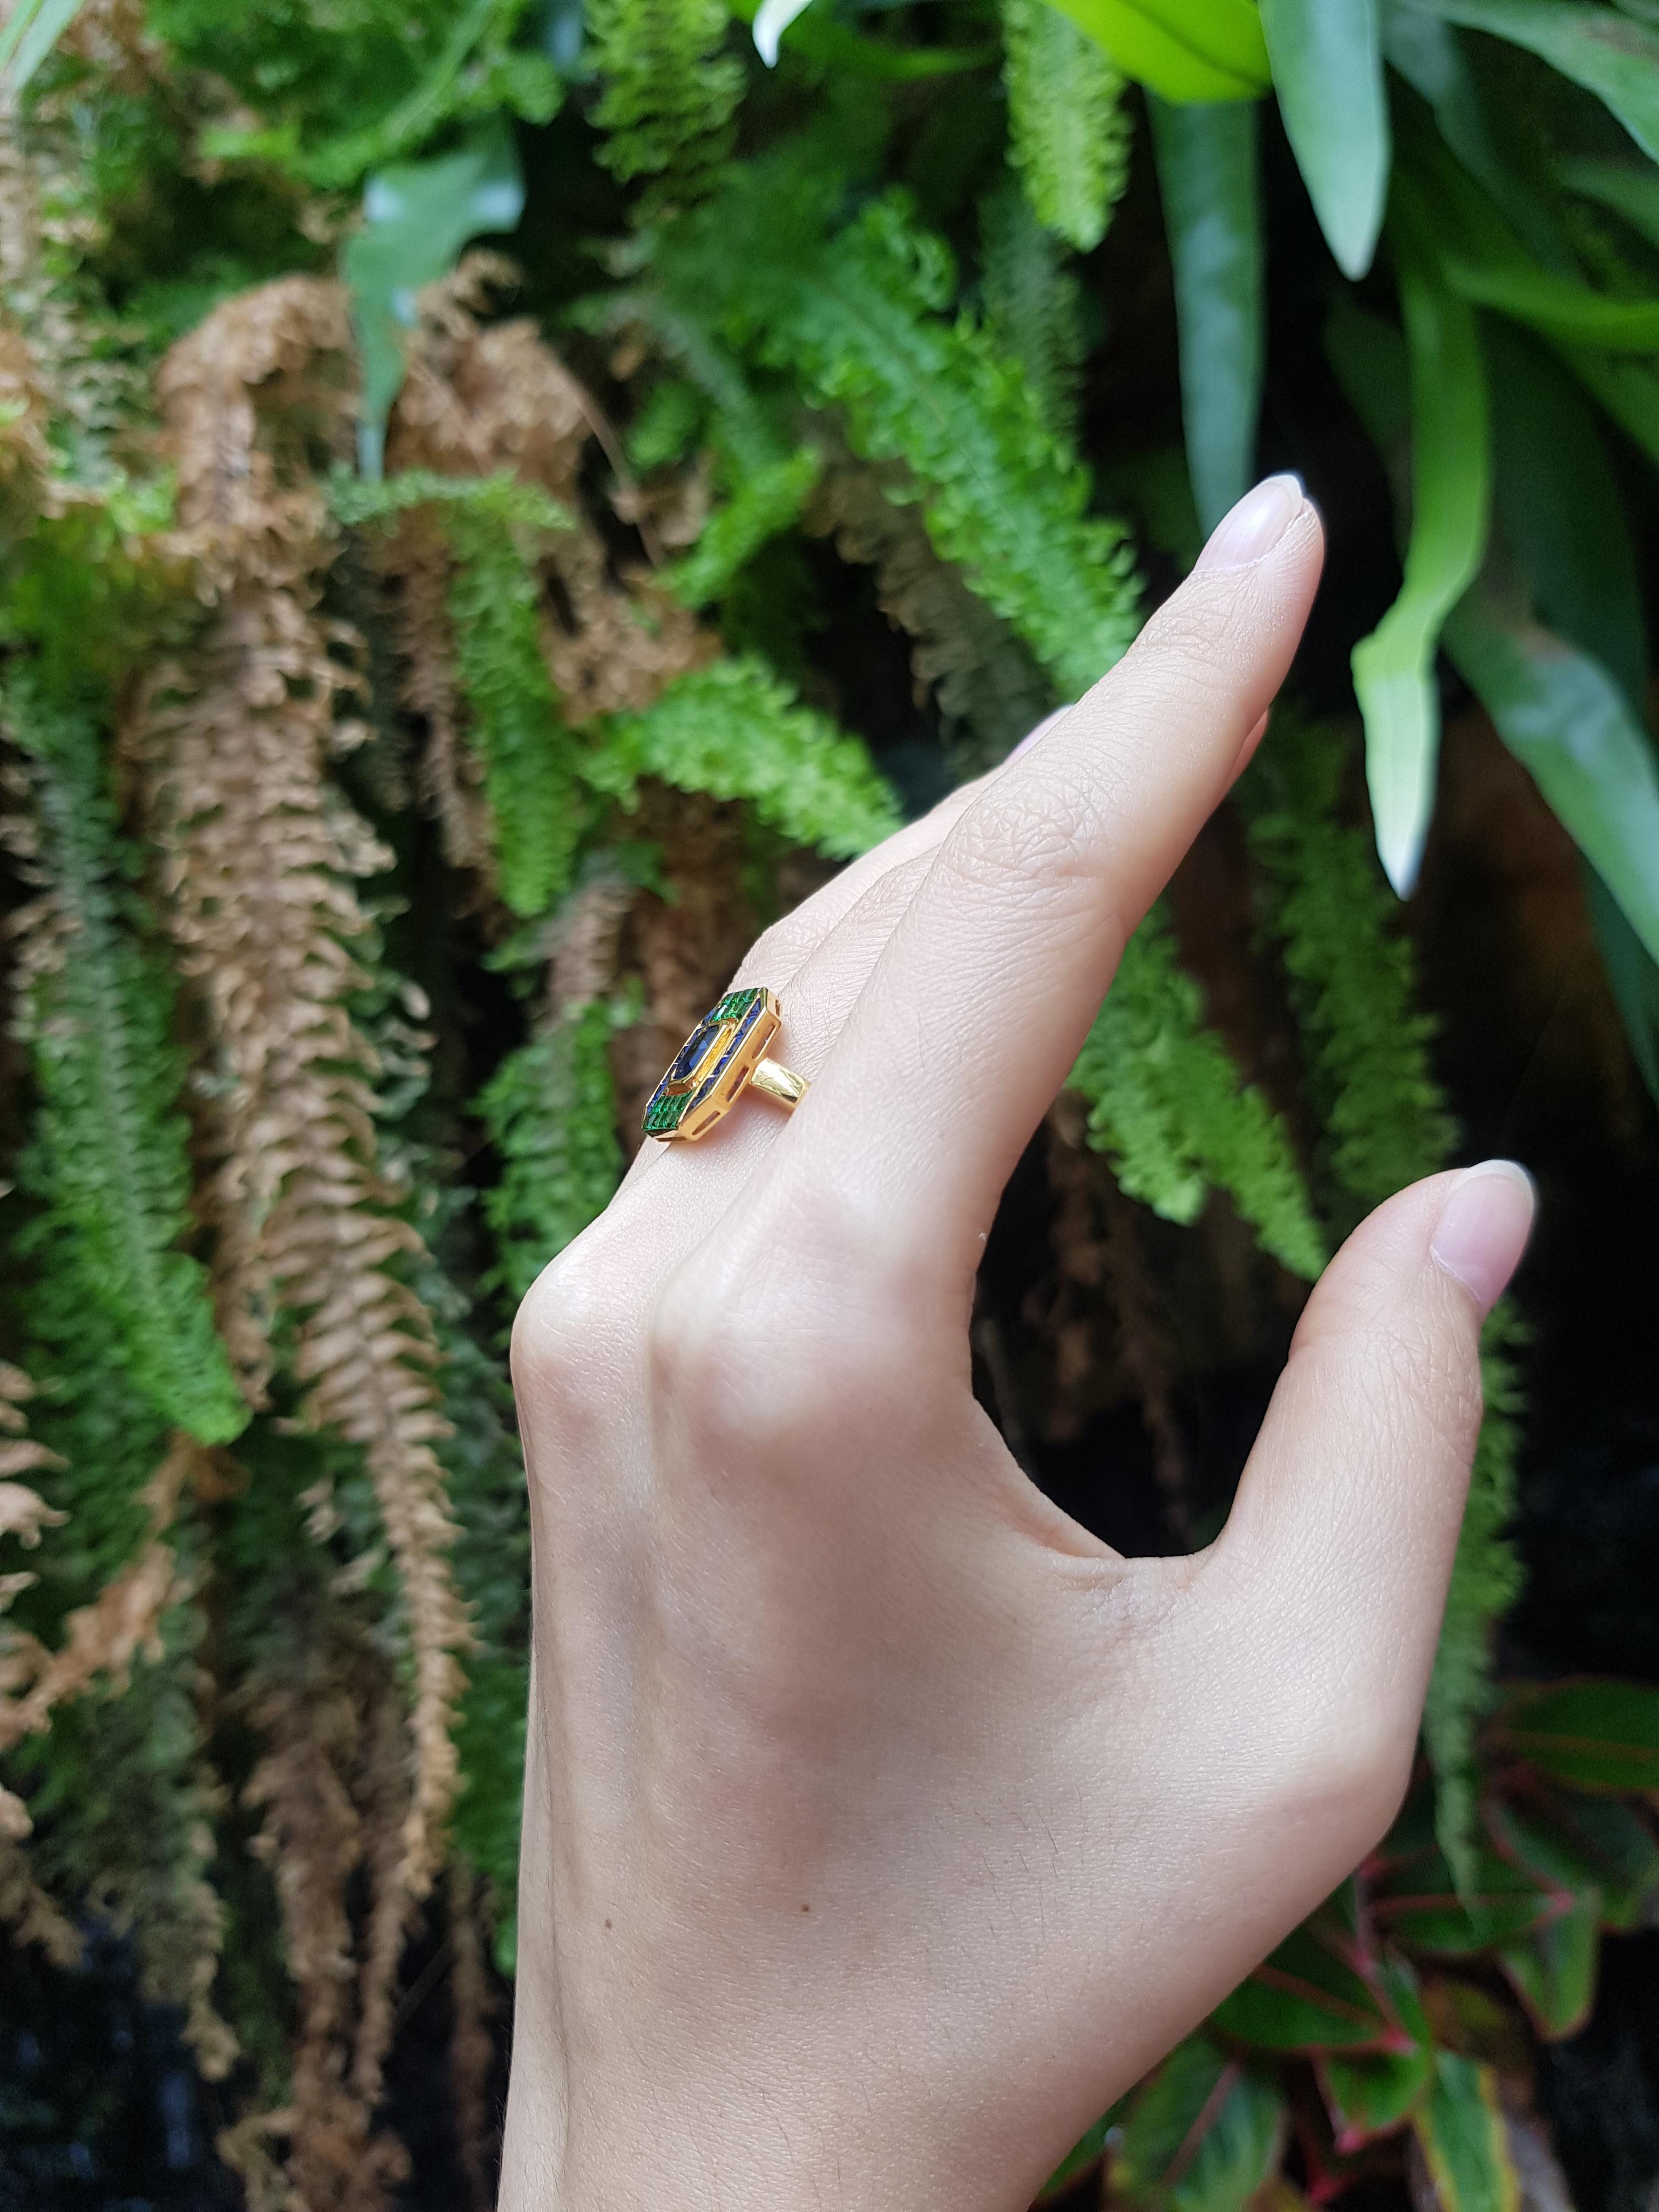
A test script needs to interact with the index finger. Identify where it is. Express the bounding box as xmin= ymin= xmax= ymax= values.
xmin=768 ymin=476 xmax=1324 ymax=1271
